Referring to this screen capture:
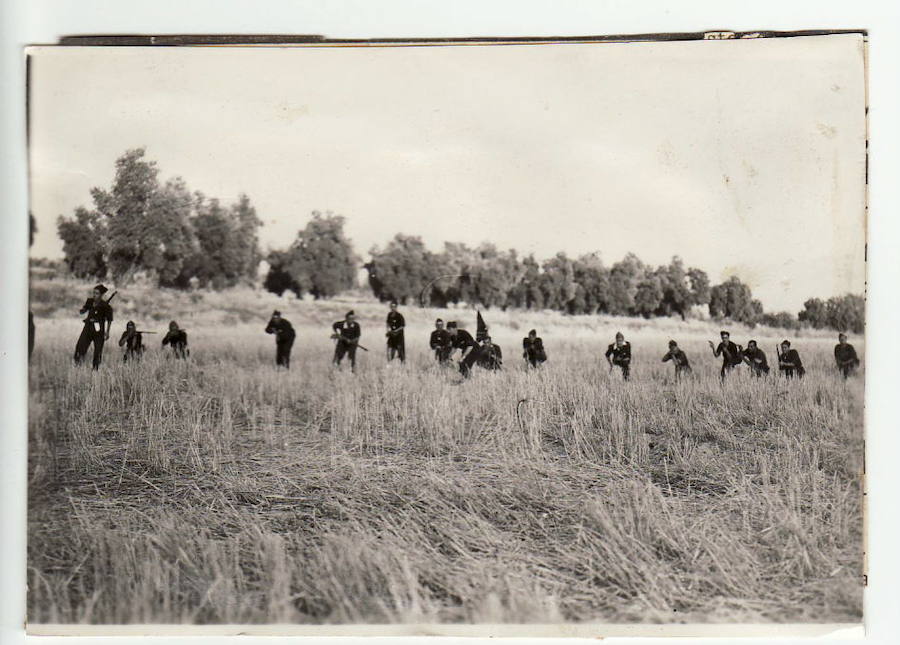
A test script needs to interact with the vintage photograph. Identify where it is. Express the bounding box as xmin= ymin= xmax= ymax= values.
xmin=26 ymin=32 xmax=866 ymax=630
